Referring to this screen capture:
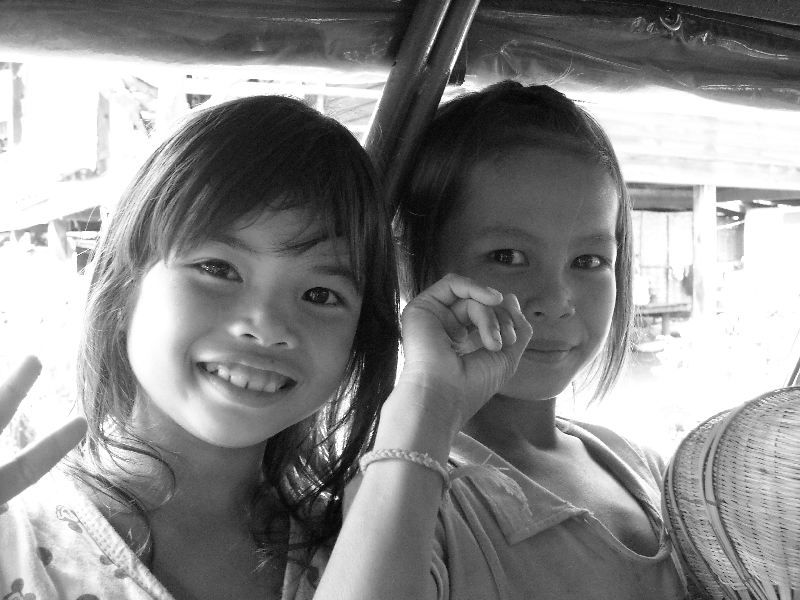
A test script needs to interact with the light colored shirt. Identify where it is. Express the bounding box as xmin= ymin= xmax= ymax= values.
xmin=431 ymin=421 xmax=688 ymax=600
xmin=0 ymin=470 xmax=325 ymax=600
